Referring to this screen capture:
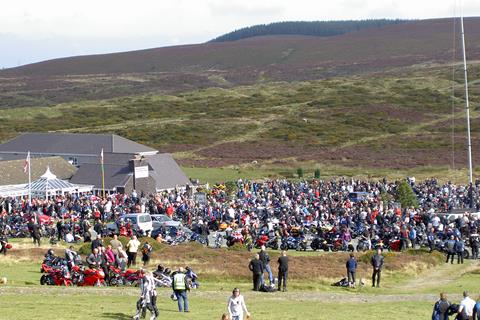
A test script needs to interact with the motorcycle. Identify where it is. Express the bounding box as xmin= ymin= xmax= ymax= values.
xmin=213 ymin=232 xmax=224 ymax=249
xmin=189 ymin=232 xmax=207 ymax=245
xmin=226 ymin=231 xmax=244 ymax=247
xmin=280 ymin=236 xmax=305 ymax=251
xmin=40 ymin=265 xmax=72 ymax=286
xmin=41 ymin=256 xmax=66 ymax=273
xmin=107 ymin=265 xmax=125 ymax=286
xmin=310 ymin=236 xmax=330 ymax=251
xmin=153 ymin=272 xmax=172 ymax=288
xmin=123 ymin=269 xmax=143 ymax=286
xmin=73 ymin=266 xmax=106 ymax=286
xmin=356 ymin=237 xmax=370 ymax=252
